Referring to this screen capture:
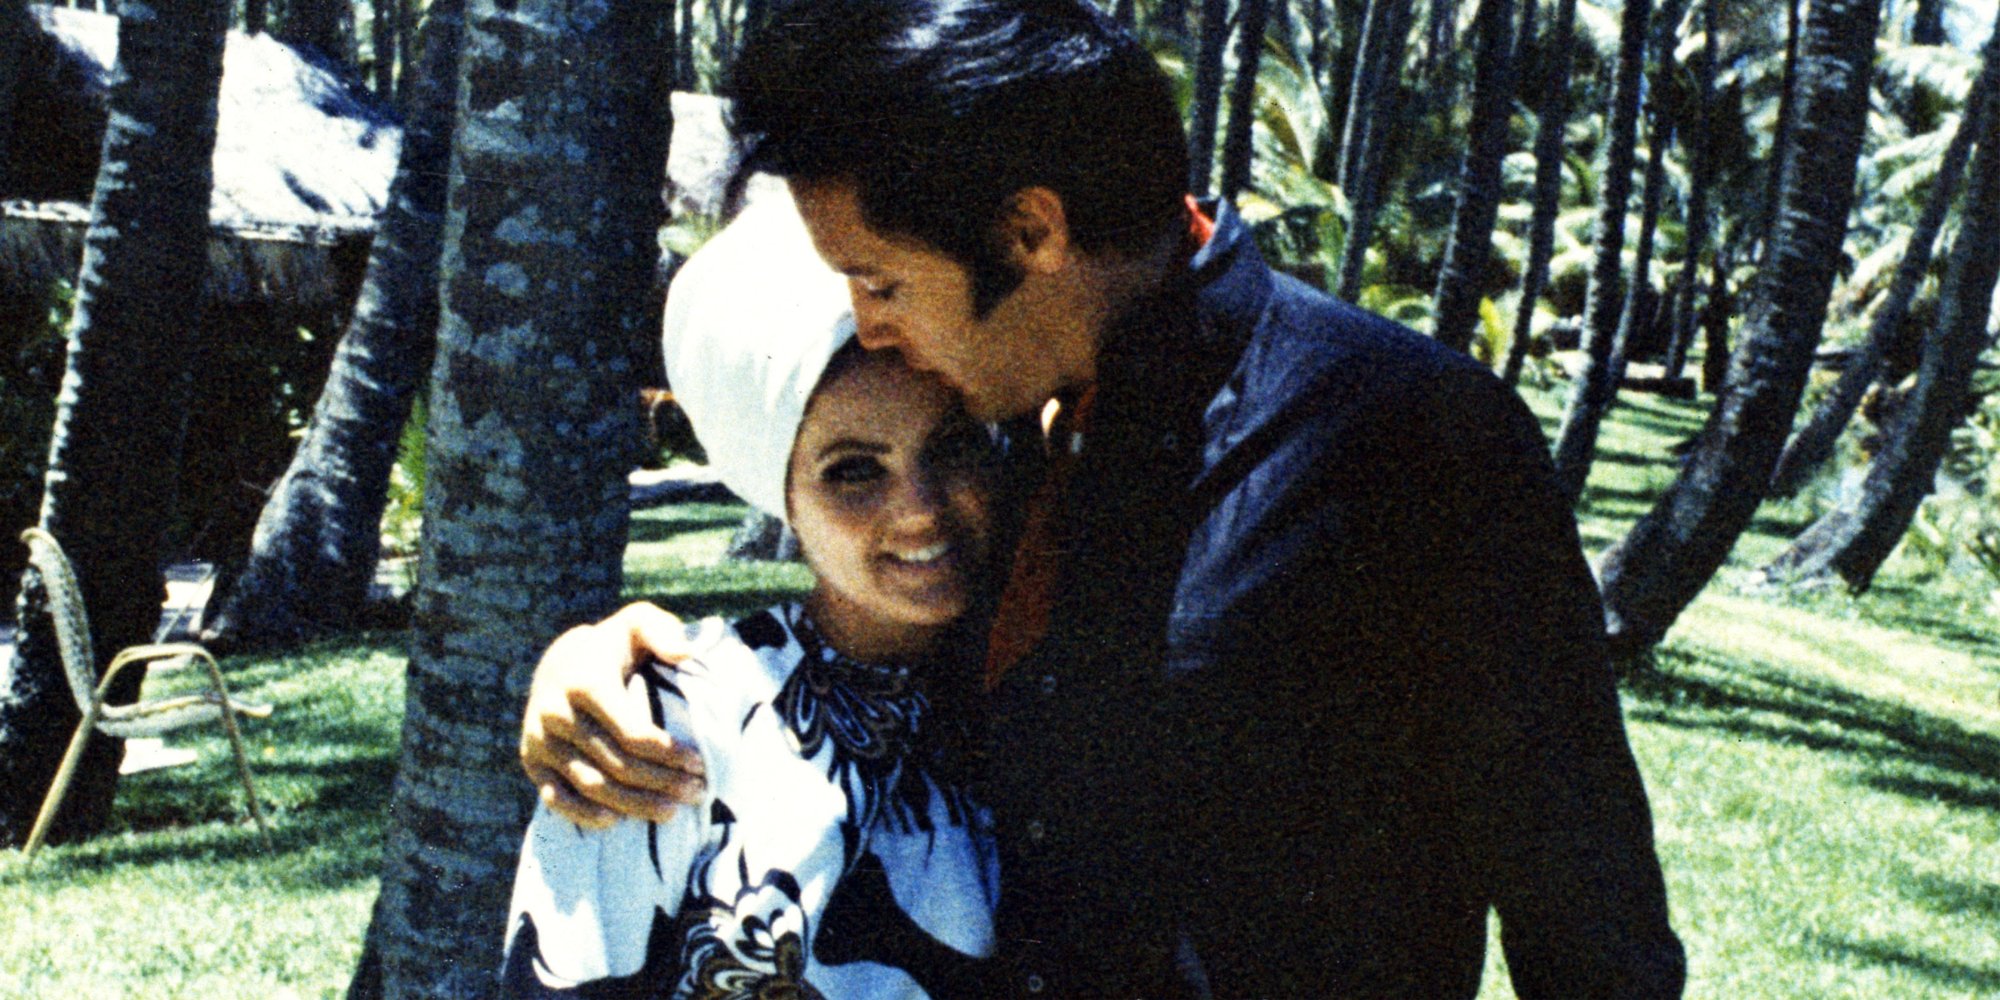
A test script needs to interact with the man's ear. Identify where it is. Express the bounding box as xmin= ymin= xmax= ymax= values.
xmin=999 ymin=187 xmax=1072 ymax=275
